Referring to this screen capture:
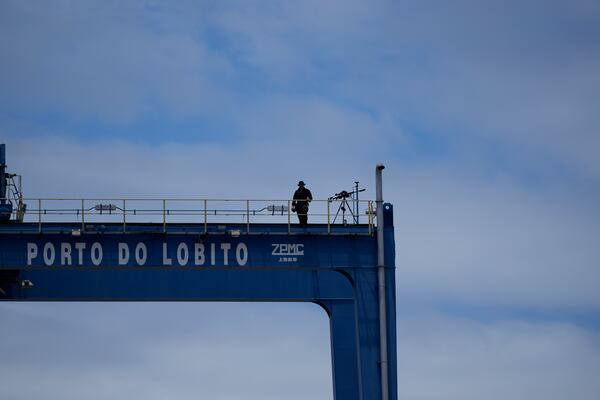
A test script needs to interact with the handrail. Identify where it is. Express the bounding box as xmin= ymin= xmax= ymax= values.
xmin=3 ymin=197 xmax=367 ymax=201
xmin=0 ymin=197 xmax=375 ymax=235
